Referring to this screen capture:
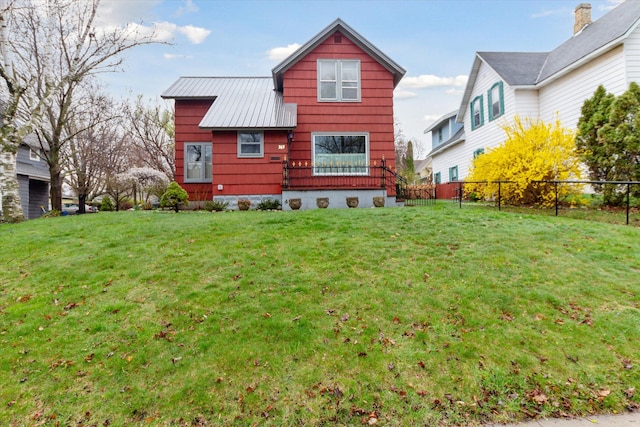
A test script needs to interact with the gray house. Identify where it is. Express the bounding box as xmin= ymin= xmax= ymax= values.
xmin=16 ymin=135 xmax=50 ymax=219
